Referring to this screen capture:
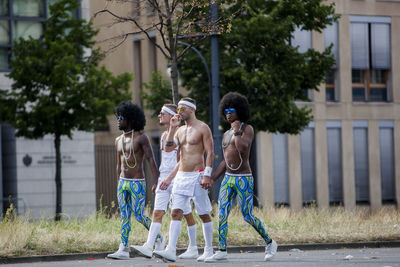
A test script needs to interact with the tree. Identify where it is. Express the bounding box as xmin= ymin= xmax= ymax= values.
xmin=94 ymin=0 xmax=231 ymax=104
xmin=0 ymin=0 xmax=132 ymax=221
xmin=146 ymin=0 xmax=338 ymax=133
